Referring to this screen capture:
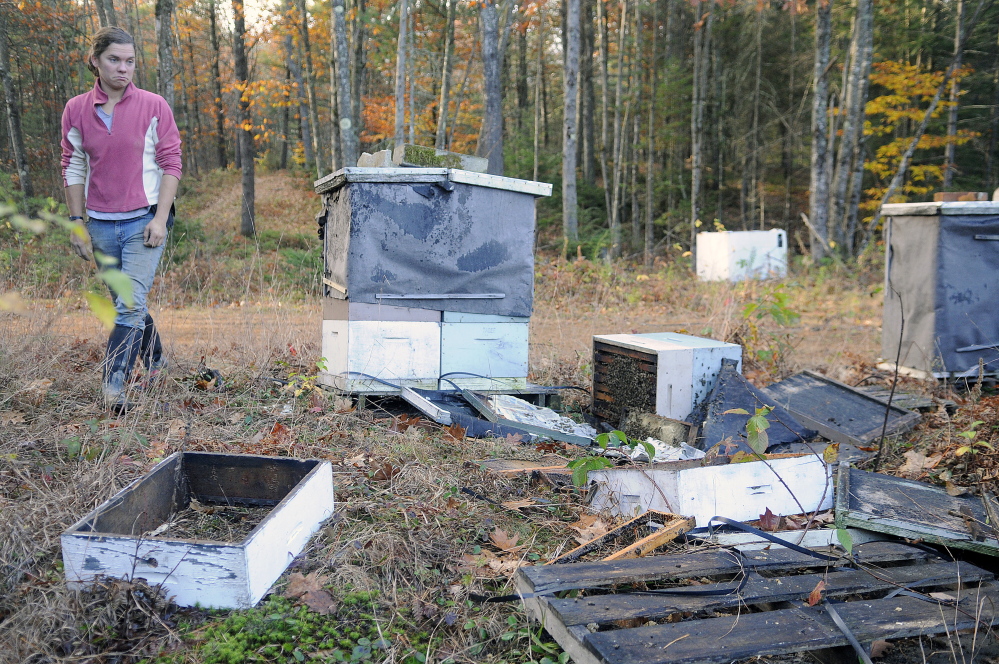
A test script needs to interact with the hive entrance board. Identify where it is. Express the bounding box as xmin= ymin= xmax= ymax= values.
xmin=514 ymin=541 xmax=999 ymax=664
